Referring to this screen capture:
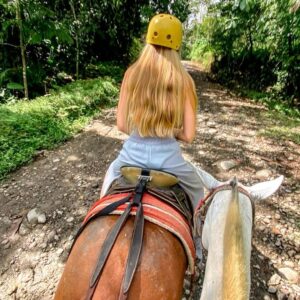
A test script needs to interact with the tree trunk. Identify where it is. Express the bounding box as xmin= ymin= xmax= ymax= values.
xmin=16 ymin=0 xmax=29 ymax=99
xmin=247 ymin=25 xmax=253 ymax=57
xmin=69 ymin=0 xmax=79 ymax=80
